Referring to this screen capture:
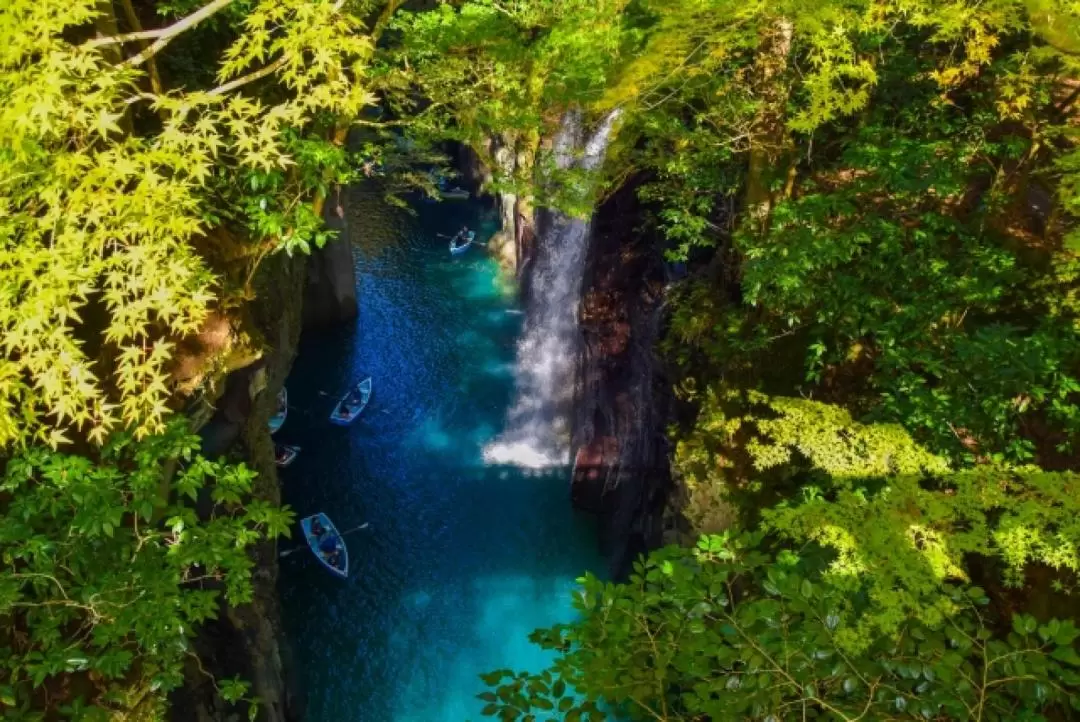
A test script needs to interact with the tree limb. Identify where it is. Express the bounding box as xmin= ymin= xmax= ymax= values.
xmin=87 ymin=0 xmax=237 ymax=66
xmin=371 ymin=0 xmax=406 ymax=41
xmin=1055 ymin=84 xmax=1080 ymax=116
xmin=207 ymin=57 xmax=288 ymax=96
